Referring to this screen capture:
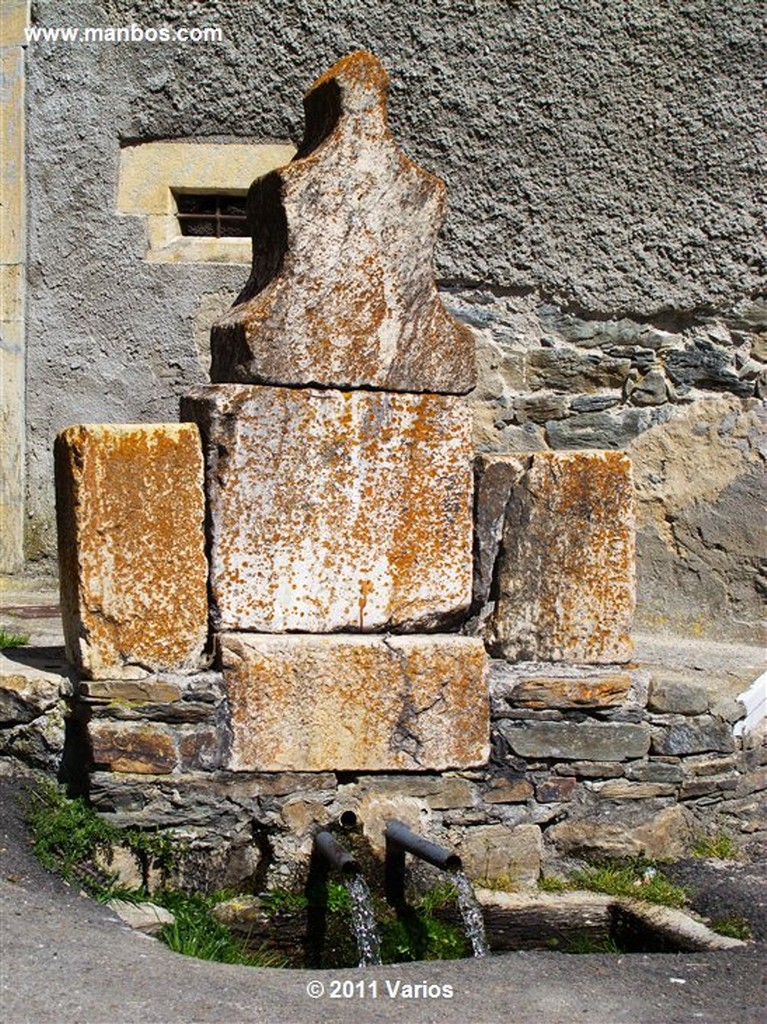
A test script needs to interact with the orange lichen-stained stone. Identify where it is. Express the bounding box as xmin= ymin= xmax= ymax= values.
xmin=209 ymin=51 xmax=476 ymax=395
xmin=88 ymin=721 xmax=178 ymax=775
xmin=55 ymin=424 xmax=208 ymax=679
xmin=219 ymin=633 xmax=489 ymax=772
xmin=482 ymin=451 xmax=636 ymax=663
xmin=182 ymin=384 xmax=473 ymax=633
